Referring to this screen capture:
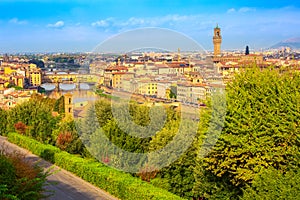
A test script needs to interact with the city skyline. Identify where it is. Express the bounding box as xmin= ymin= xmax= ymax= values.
xmin=1 ymin=0 xmax=300 ymax=53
